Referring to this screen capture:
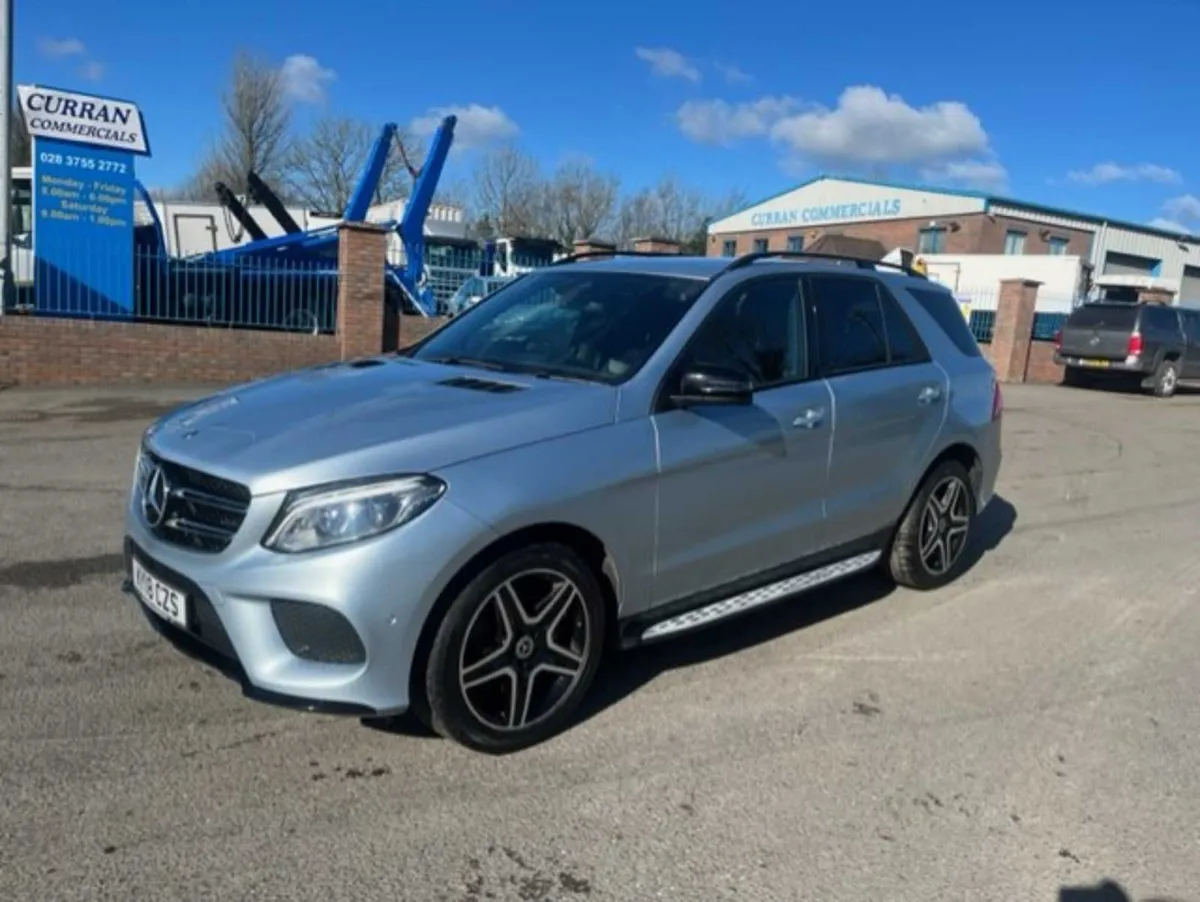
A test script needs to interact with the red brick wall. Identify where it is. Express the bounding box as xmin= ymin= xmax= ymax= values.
xmin=980 ymin=340 xmax=1061 ymax=384
xmin=0 ymin=315 xmax=339 ymax=387
xmin=398 ymin=315 xmax=447 ymax=348
xmin=708 ymin=212 xmax=1093 ymax=258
